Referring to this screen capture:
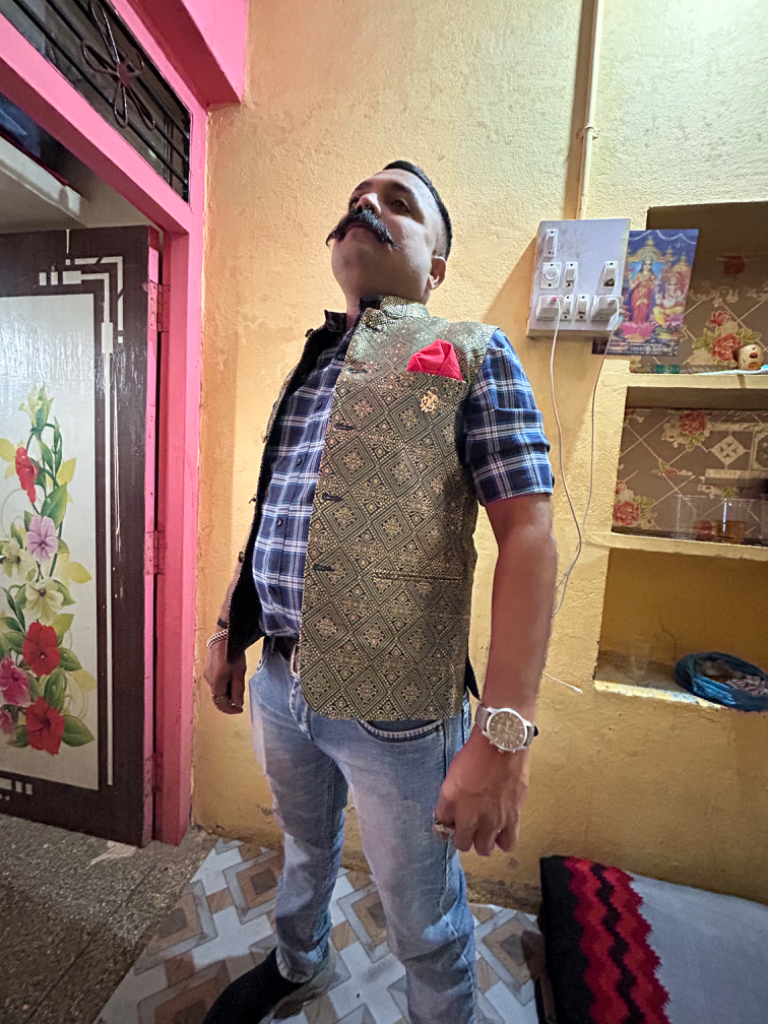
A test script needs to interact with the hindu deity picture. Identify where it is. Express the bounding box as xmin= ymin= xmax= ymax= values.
xmin=606 ymin=229 xmax=699 ymax=356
